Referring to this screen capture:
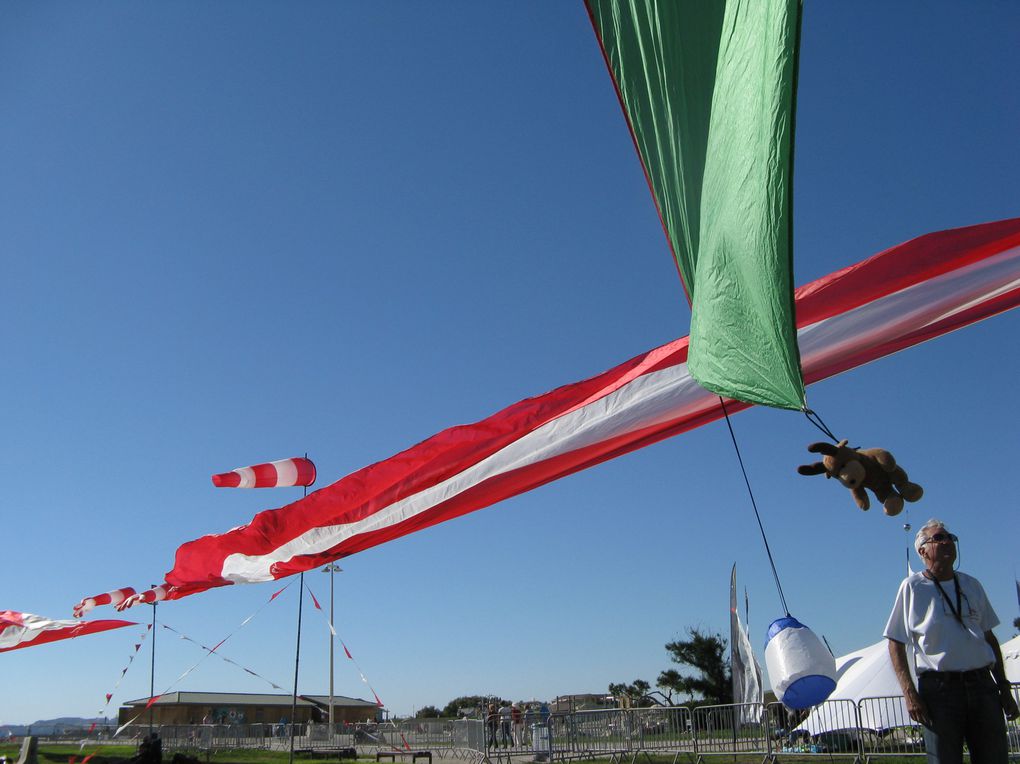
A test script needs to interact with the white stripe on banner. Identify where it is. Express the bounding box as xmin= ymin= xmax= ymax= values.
xmin=235 ymin=467 xmax=256 ymax=489
xmin=273 ymin=459 xmax=298 ymax=486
